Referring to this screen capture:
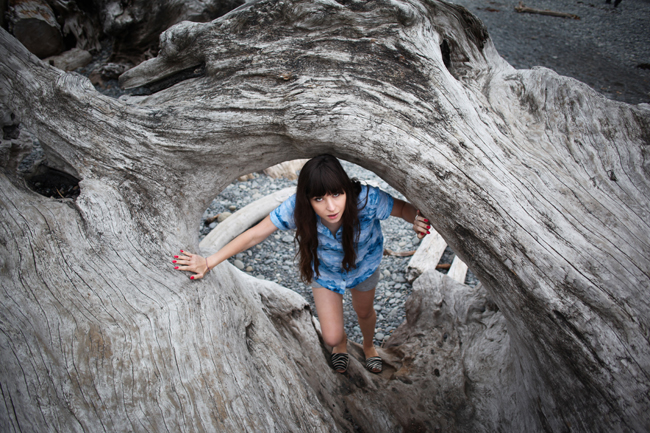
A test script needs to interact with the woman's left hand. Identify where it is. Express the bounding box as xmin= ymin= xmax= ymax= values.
xmin=413 ymin=210 xmax=430 ymax=239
